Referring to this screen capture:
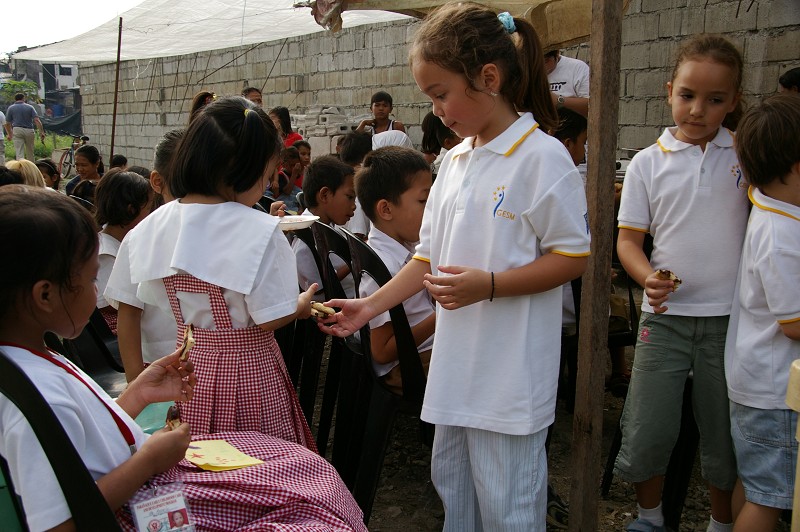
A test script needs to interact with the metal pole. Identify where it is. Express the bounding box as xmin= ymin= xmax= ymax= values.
xmin=110 ymin=17 xmax=122 ymax=160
